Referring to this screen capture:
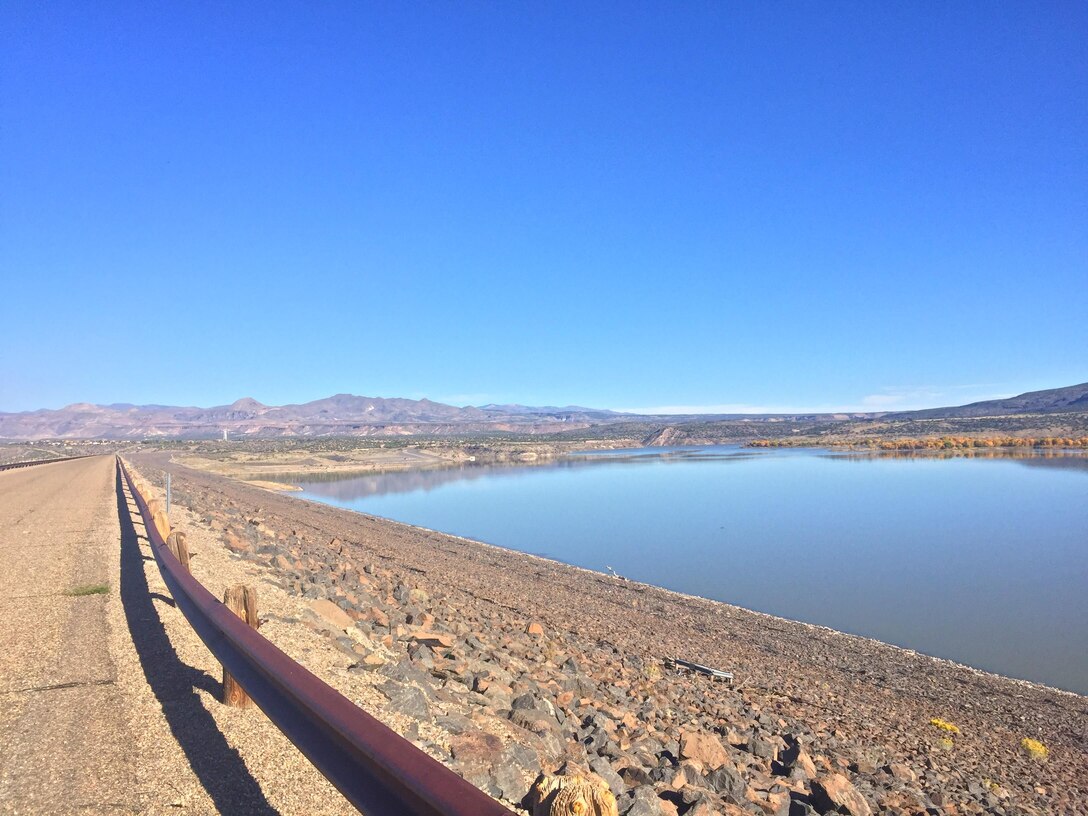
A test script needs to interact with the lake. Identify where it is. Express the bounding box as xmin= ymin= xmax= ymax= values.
xmin=291 ymin=446 xmax=1088 ymax=694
